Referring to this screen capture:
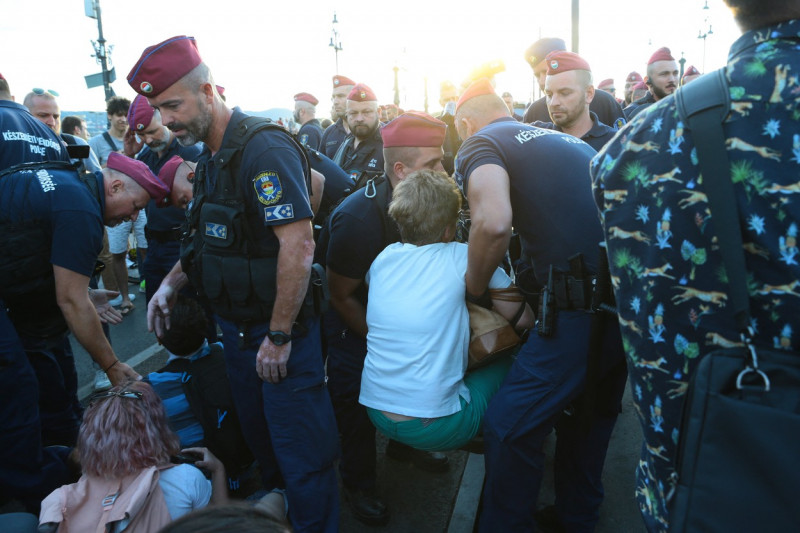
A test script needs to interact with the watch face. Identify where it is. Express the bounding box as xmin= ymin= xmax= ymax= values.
xmin=269 ymin=331 xmax=291 ymax=345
